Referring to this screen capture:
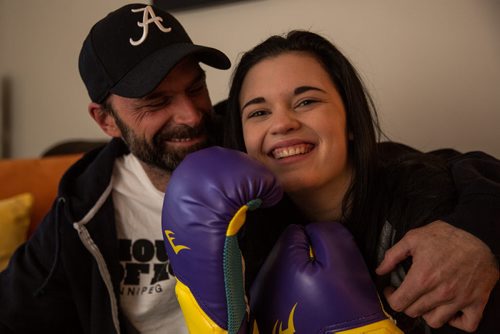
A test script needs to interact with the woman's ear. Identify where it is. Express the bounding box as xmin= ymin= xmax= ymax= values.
xmin=88 ymin=102 xmax=122 ymax=138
